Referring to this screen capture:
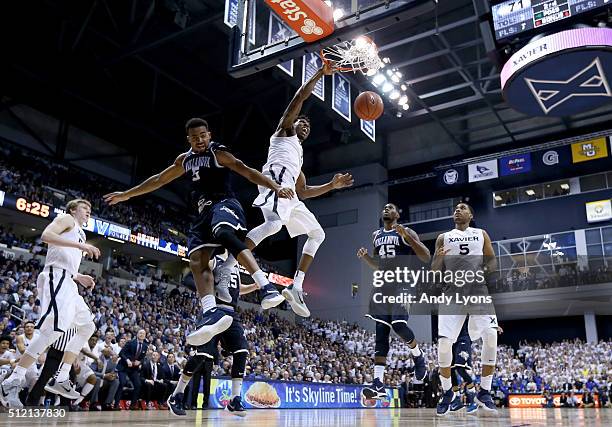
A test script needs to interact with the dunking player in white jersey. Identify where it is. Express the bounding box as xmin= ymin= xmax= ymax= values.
xmin=431 ymin=202 xmax=499 ymax=416
xmin=215 ymin=62 xmax=354 ymax=317
xmin=15 ymin=321 xmax=40 ymax=390
xmin=1 ymin=199 xmax=100 ymax=408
